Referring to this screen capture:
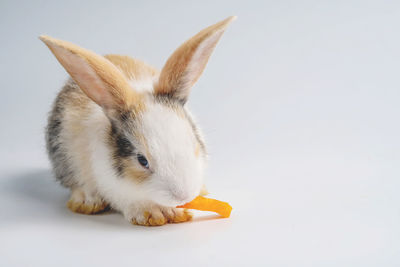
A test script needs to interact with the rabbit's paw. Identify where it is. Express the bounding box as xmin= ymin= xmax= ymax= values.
xmin=126 ymin=204 xmax=192 ymax=226
xmin=67 ymin=188 xmax=108 ymax=214
xmin=127 ymin=205 xmax=167 ymax=226
xmin=161 ymin=207 xmax=193 ymax=223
